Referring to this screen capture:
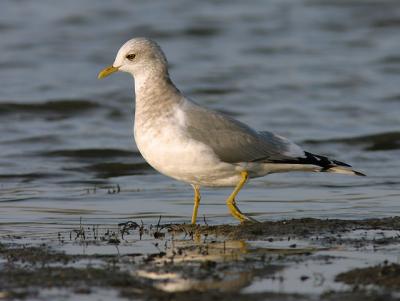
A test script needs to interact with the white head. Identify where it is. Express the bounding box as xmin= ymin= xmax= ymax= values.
xmin=98 ymin=38 xmax=169 ymax=79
